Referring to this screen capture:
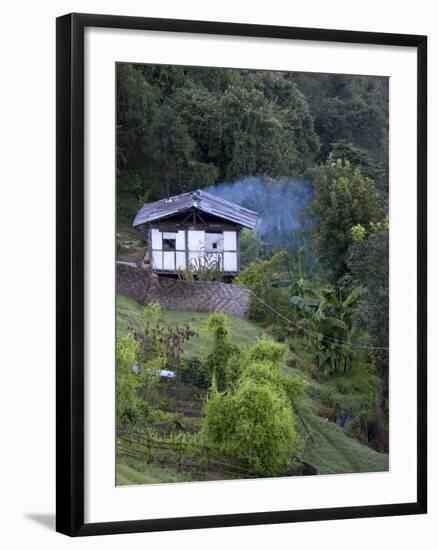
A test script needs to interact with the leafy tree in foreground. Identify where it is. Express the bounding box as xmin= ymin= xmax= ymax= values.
xmin=201 ymin=338 xmax=305 ymax=476
xmin=201 ymin=377 xmax=302 ymax=476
